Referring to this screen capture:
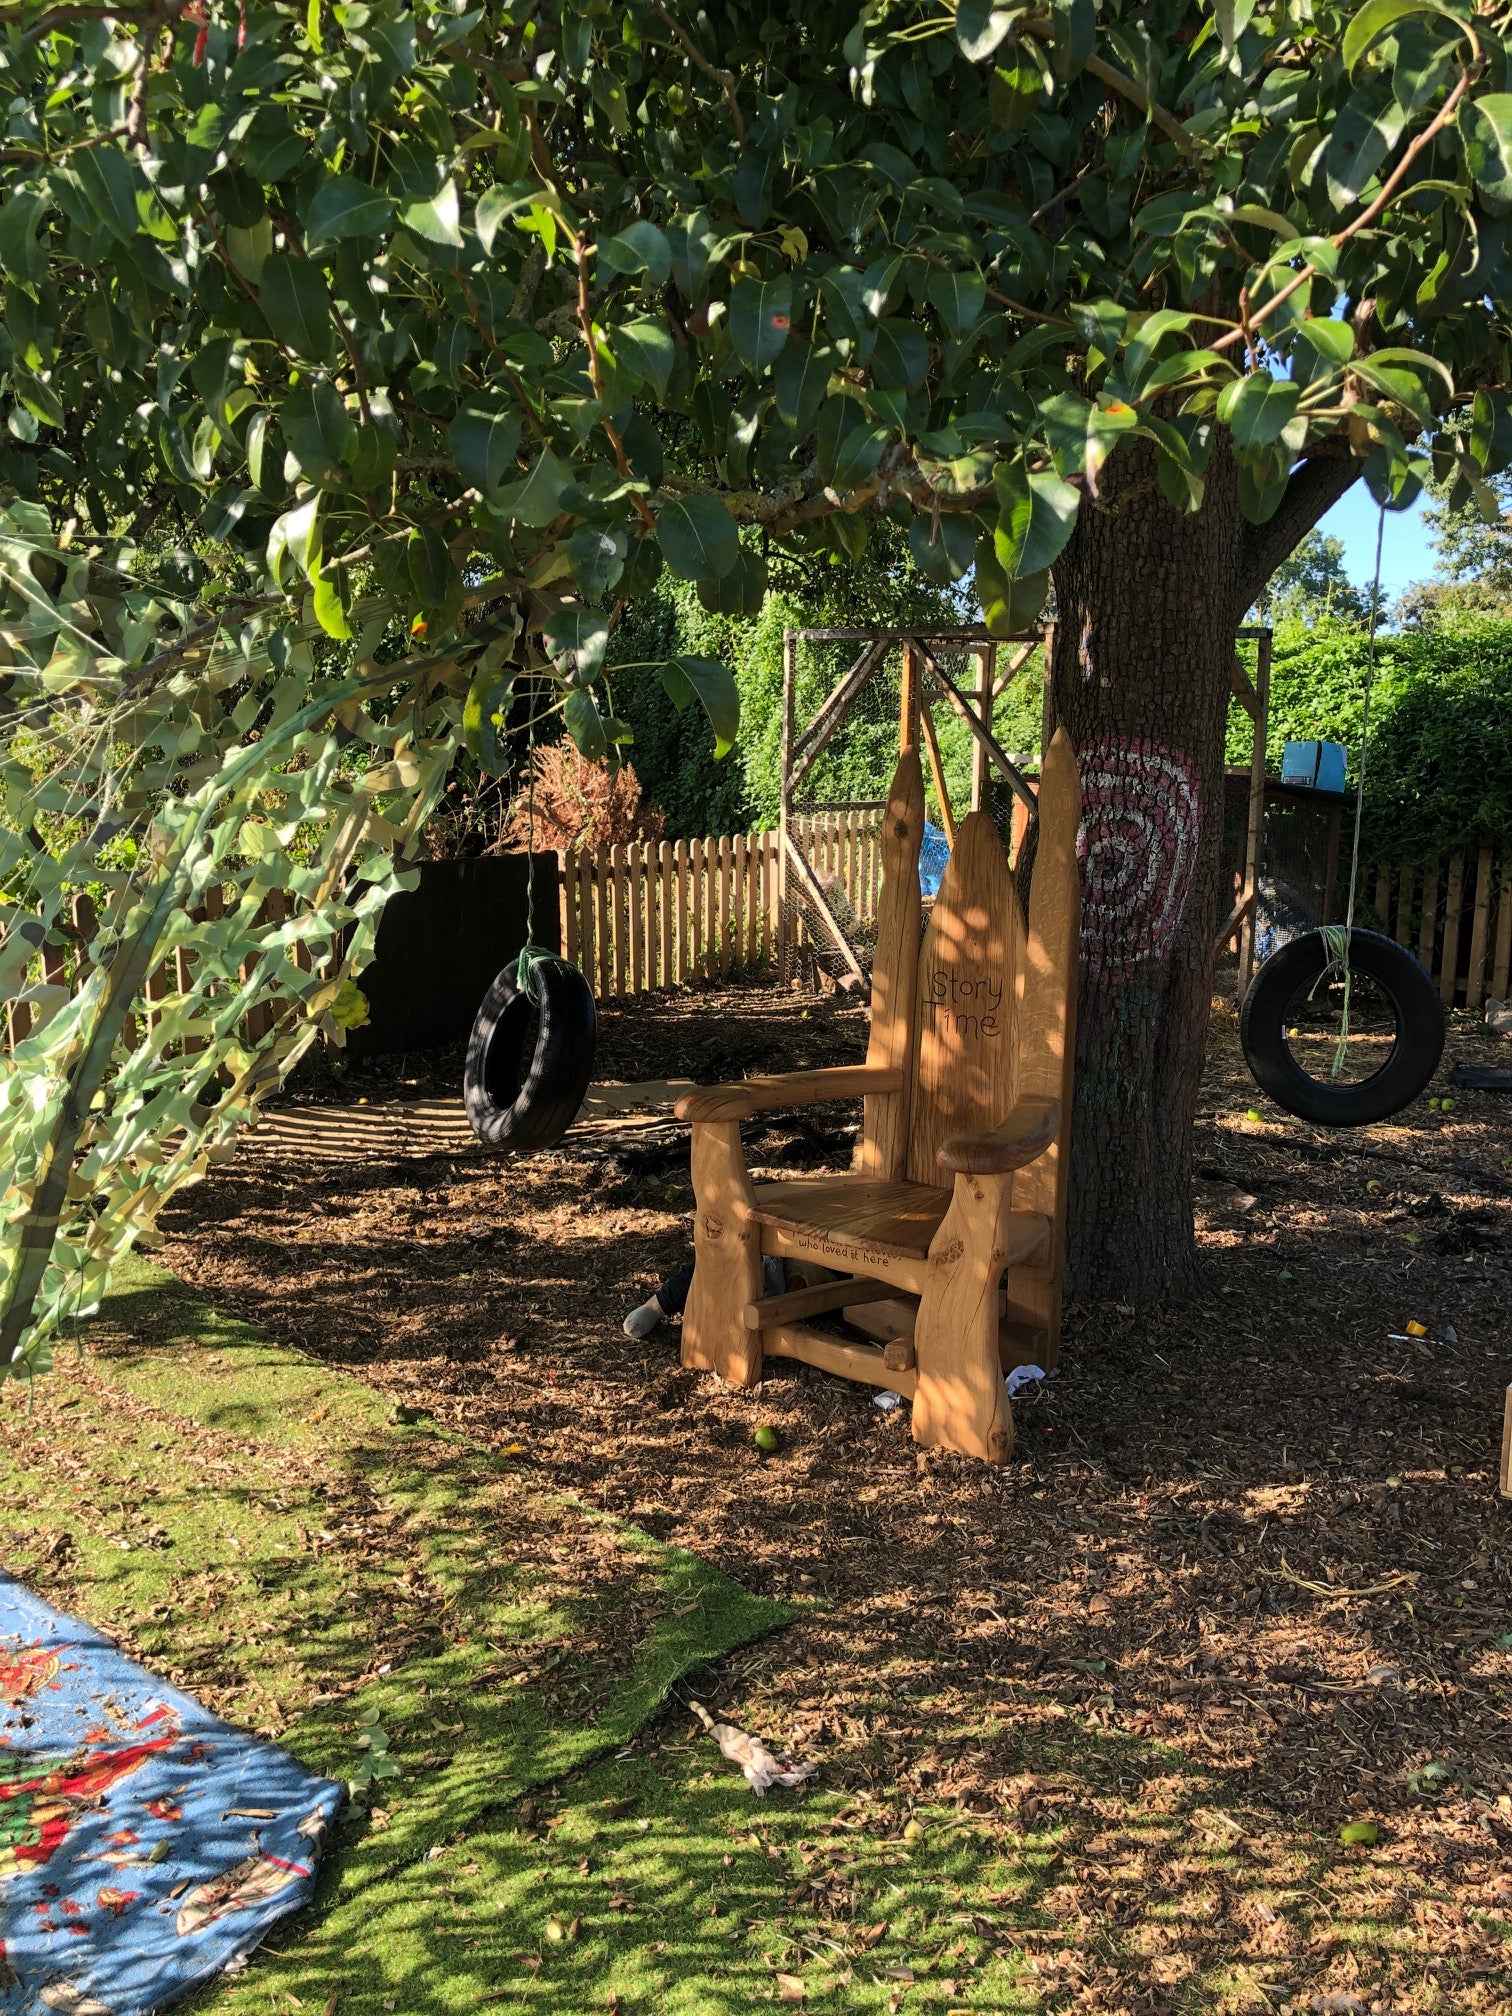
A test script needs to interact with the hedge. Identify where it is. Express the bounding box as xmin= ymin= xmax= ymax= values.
xmin=1225 ymin=616 xmax=1512 ymax=858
